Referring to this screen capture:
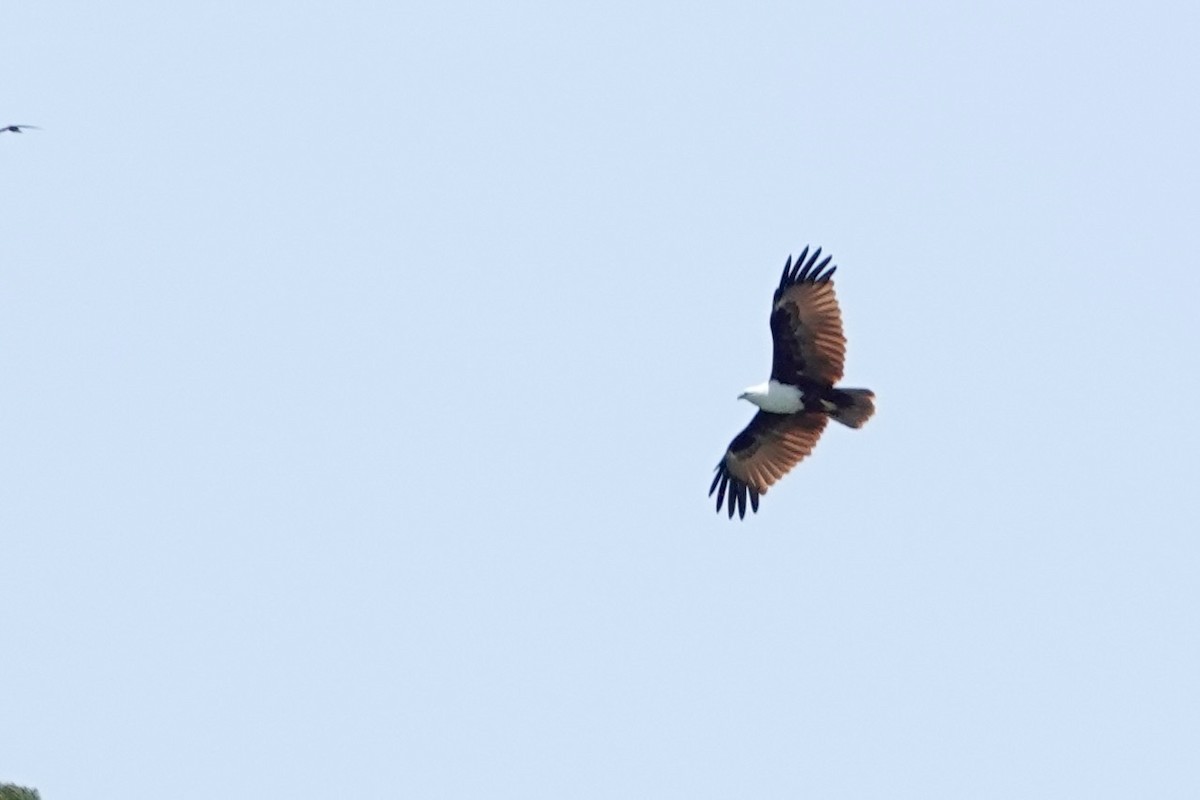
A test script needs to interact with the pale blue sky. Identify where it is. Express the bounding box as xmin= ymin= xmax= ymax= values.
xmin=3 ymin=2 xmax=1199 ymax=798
